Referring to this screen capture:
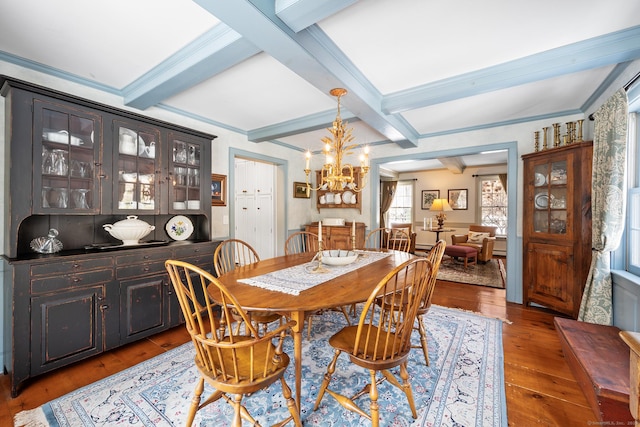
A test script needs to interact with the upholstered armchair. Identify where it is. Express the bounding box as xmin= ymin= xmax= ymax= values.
xmin=390 ymin=223 xmax=417 ymax=253
xmin=450 ymin=225 xmax=497 ymax=262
